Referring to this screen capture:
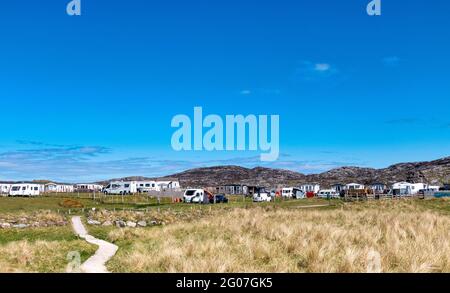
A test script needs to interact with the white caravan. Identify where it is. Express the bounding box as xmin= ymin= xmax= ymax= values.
xmin=183 ymin=189 xmax=211 ymax=204
xmin=253 ymin=188 xmax=272 ymax=202
xmin=345 ymin=183 xmax=365 ymax=190
xmin=317 ymin=189 xmax=340 ymax=199
xmin=136 ymin=181 xmax=158 ymax=193
xmin=282 ymin=187 xmax=305 ymax=199
xmin=103 ymin=181 xmax=138 ymax=195
xmin=156 ymin=181 xmax=181 ymax=191
xmin=9 ymin=184 xmax=40 ymax=197
xmin=392 ymin=182 xmax=427 ymax=196
xmin=299 ymin=184 xmax=320 ymax=194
